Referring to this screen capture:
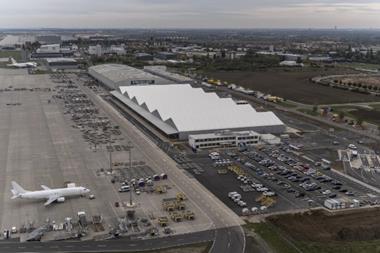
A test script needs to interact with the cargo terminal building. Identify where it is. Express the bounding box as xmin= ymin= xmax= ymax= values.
xmin=111 ymin=84 xmax=285 ymax=140
xmin=89 ymin=64 xmax=285 ymax=141
xmin=88 ymin=64 xmax=171 ymax=90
